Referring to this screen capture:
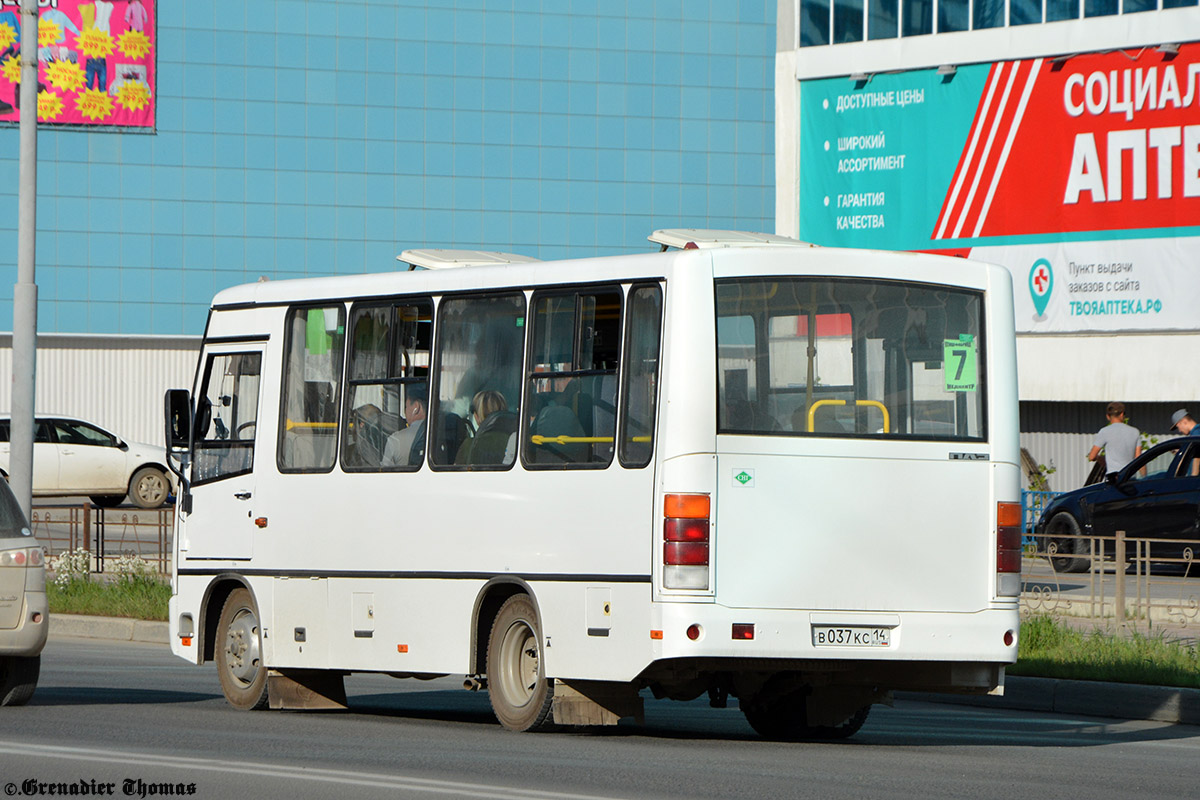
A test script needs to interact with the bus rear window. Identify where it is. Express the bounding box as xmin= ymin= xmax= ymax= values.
xmin=716 ymin=278 xmax=985 ymax=441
